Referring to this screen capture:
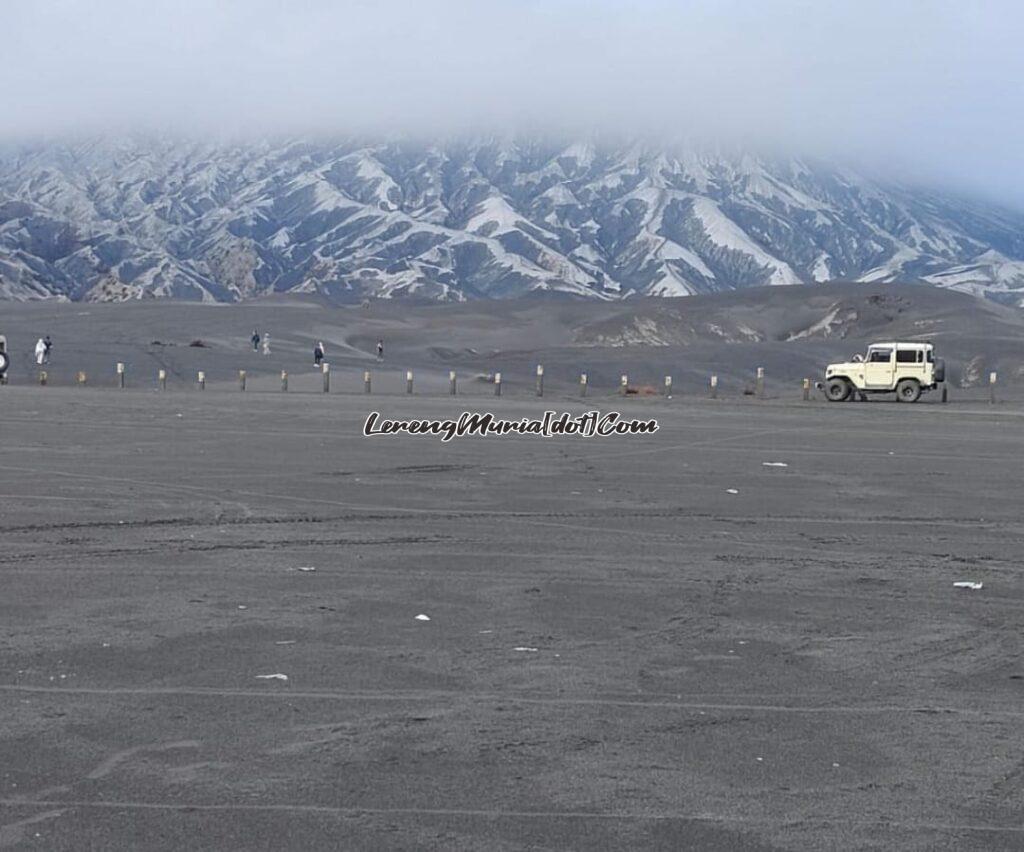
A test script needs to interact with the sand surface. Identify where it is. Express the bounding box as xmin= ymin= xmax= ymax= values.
xmin=1 ymin=382 xmax=1023 ymax=849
